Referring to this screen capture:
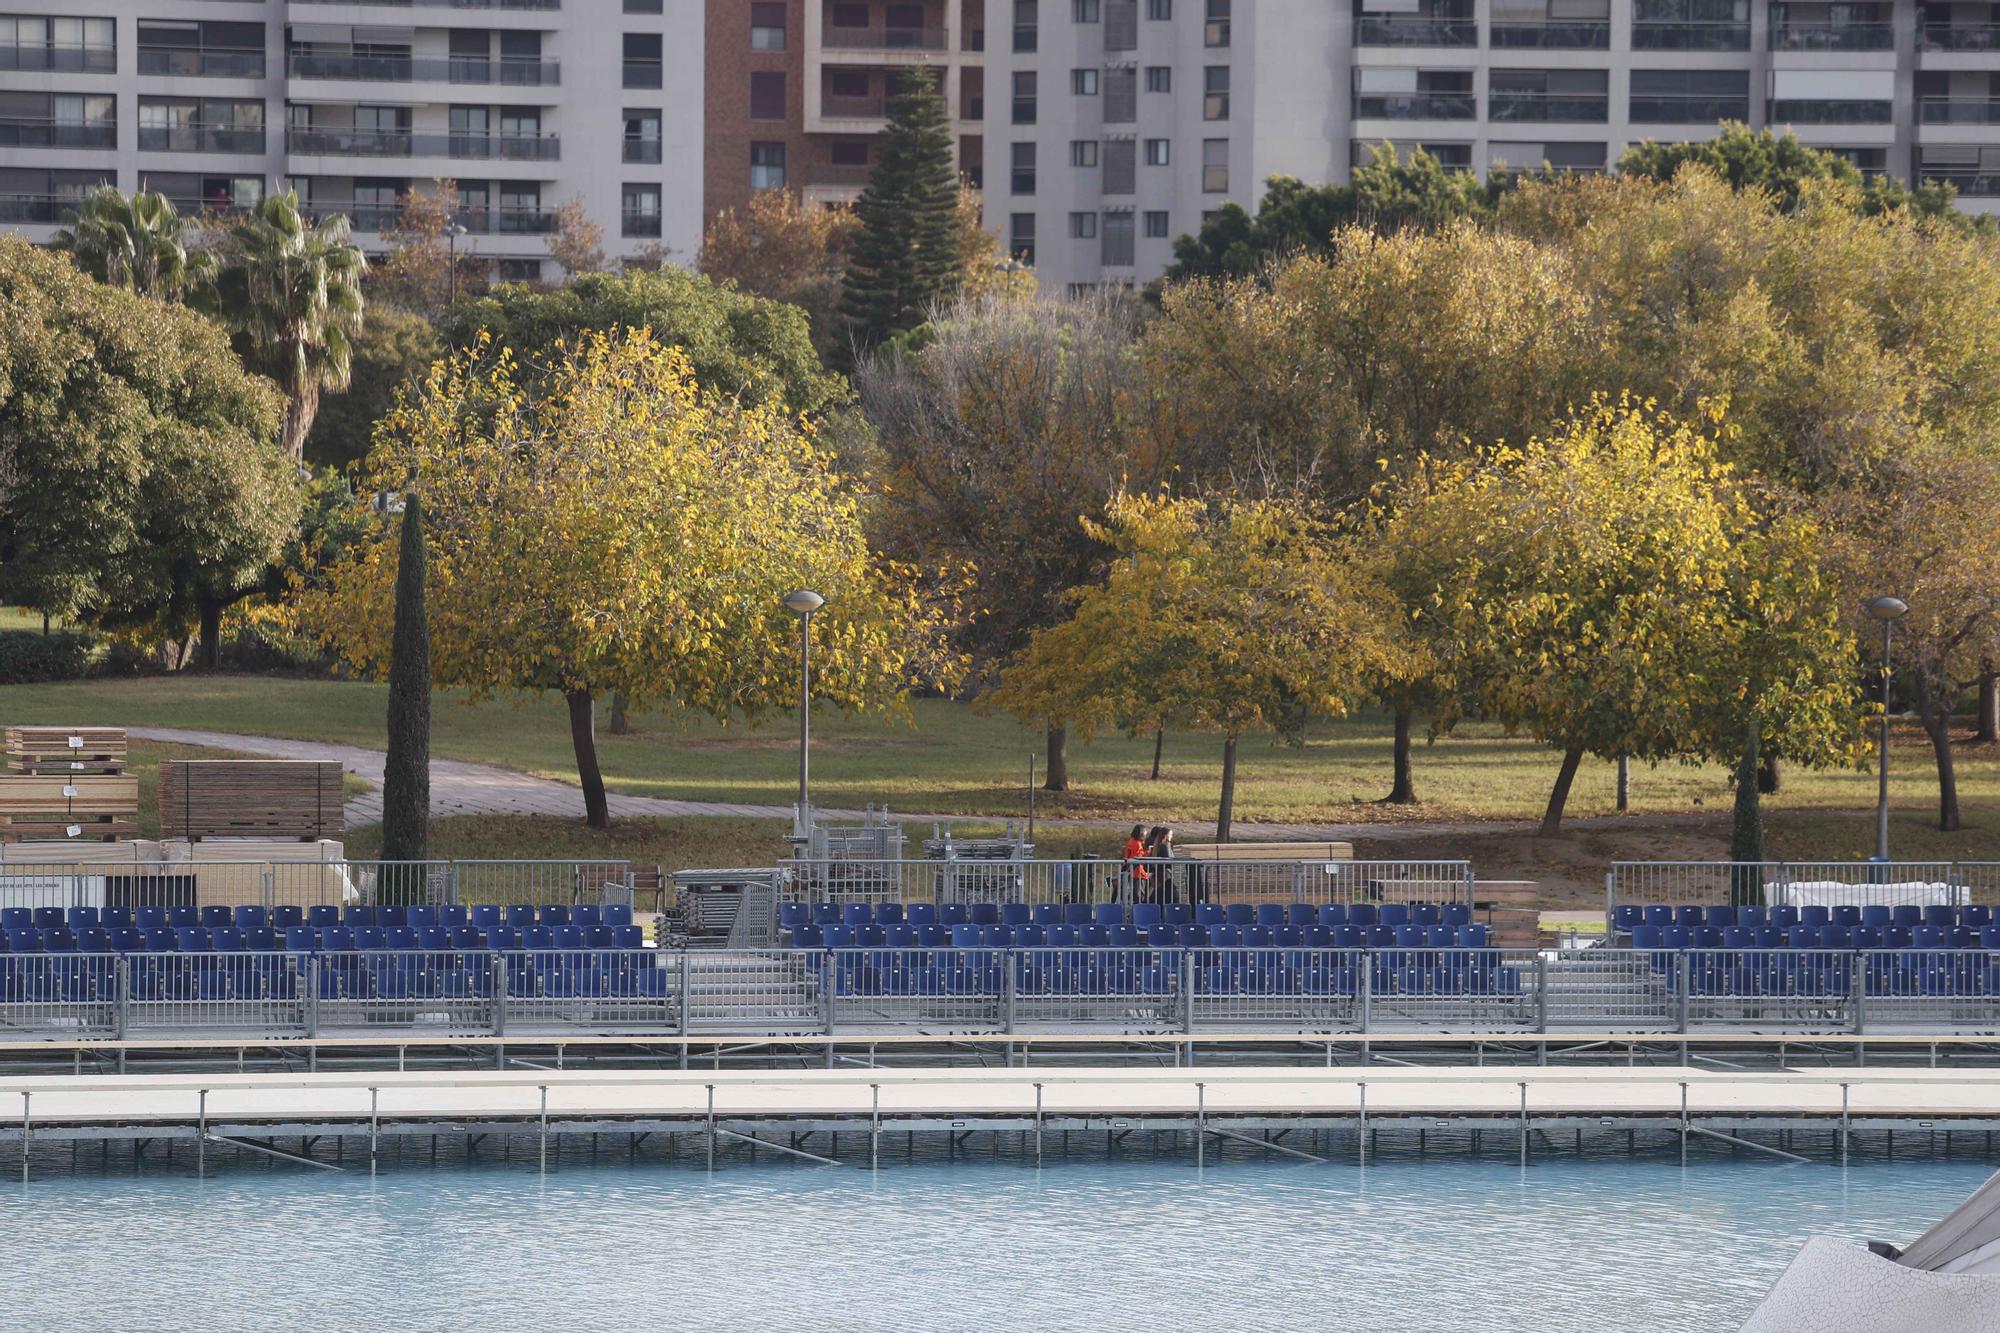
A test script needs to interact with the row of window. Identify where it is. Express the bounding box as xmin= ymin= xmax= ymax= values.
xmin=1011 ymin=64 xmax=1218 ymax=123
xmin=1014 ymin=0 xmax=1232 ymax=52
xmin=1013 ymin=136 xmax=1231 ymax=193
